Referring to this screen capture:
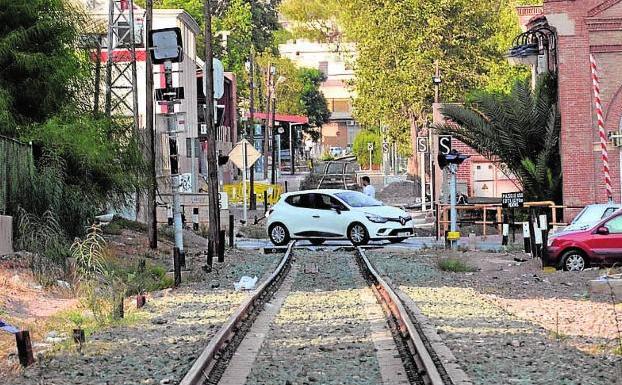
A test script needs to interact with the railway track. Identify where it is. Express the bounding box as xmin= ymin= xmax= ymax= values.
xmin=180 ymin=243 xmax=467 ymax=385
